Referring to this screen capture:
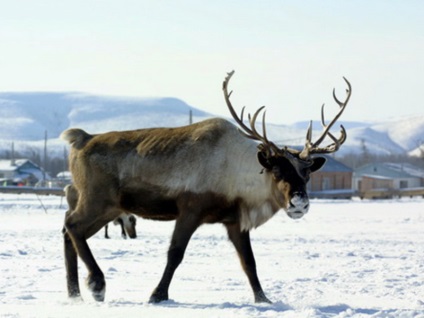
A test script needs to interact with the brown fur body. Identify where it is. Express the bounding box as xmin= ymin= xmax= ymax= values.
xmin=62 ymin=118 xmax=321 ymax=303
xmin=65 ymin=118 xmax=285 ymax=231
